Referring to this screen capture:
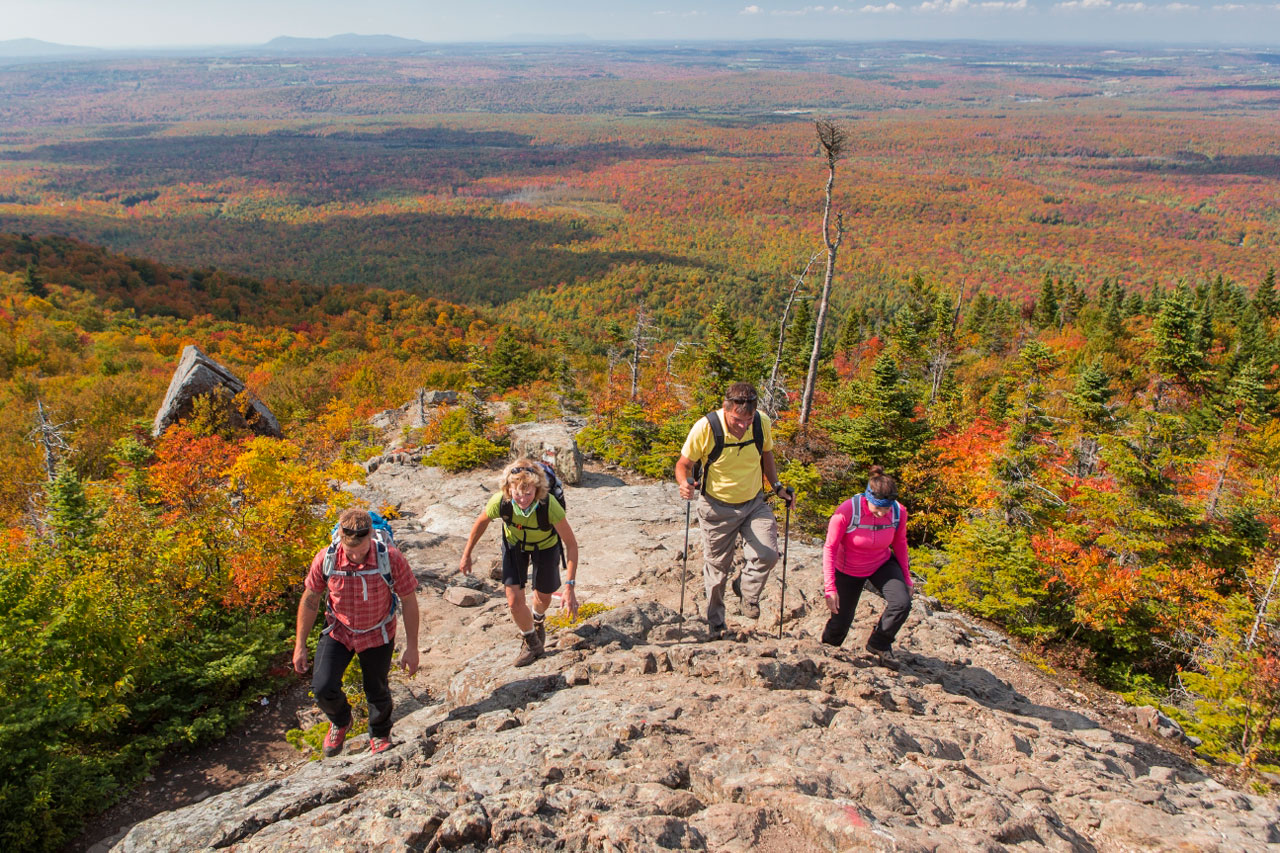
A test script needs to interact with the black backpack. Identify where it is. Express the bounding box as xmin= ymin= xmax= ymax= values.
xmin=693 ymin=410 xmax=763 ymax=495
